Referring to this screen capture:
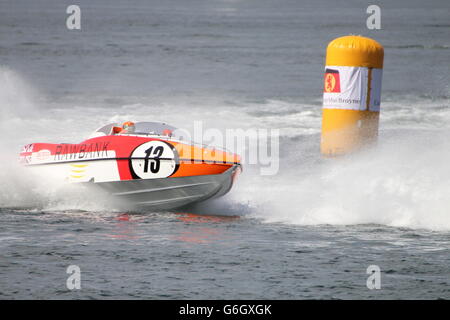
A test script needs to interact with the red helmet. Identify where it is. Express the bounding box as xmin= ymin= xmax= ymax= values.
xmin=122 ymin=121 xmax=135 ymax=133
xmin=122 ymin=121 xmax=135 ymax=128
